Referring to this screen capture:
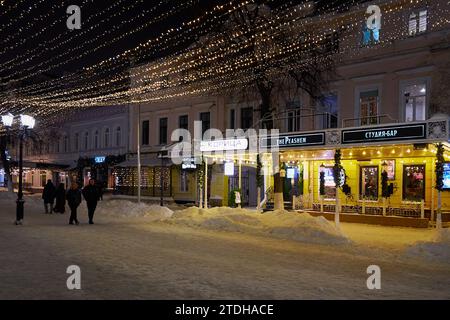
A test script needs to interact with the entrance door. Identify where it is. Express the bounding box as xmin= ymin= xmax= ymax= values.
xmin=283 ymin=166 xmax=303 ymax=203
xmin=228 ymin=172 xmax=249 ymax=206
